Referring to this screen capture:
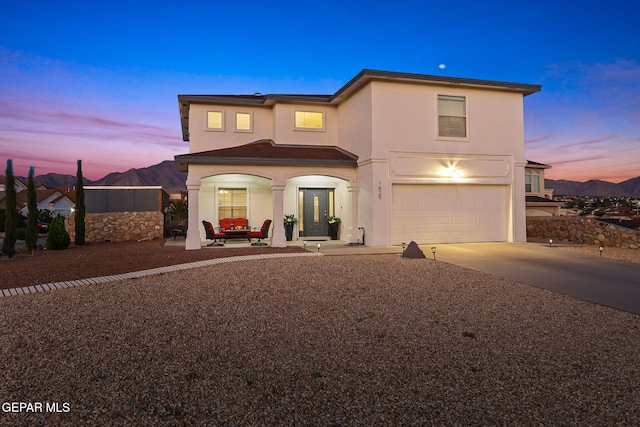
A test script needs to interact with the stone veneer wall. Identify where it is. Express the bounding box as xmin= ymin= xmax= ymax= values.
xmin=527 ymin=217 xmax=640 ymax=250
xmin=65 ymin=212 xmax=164 ymax=243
